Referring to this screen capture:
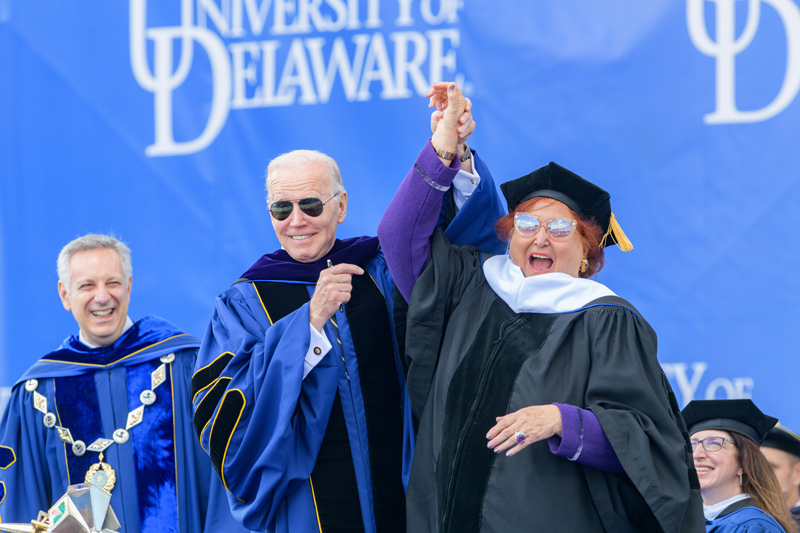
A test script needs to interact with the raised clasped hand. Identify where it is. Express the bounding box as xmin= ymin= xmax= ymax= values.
xmin=426 ymin=82 xmax=474 ymax=158
xmin=485 ymin=404 xmax=563 ymax=457
xmin=309 ymin=263 xmax=364 ymax=332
